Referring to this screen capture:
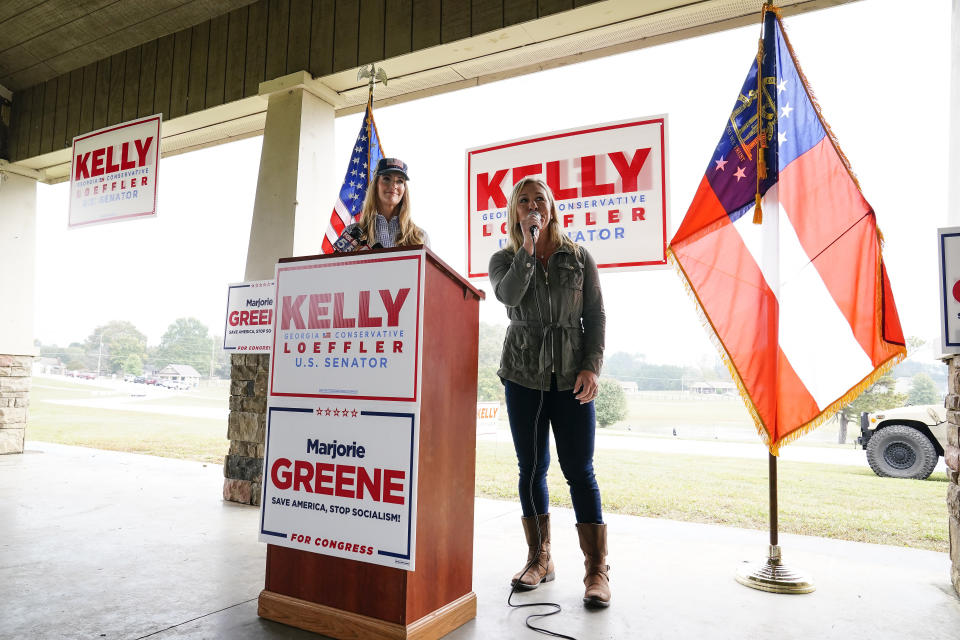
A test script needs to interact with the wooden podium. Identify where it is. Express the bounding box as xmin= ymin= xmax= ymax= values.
xmin=258 ymin=246 xmax=484 ymax=640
